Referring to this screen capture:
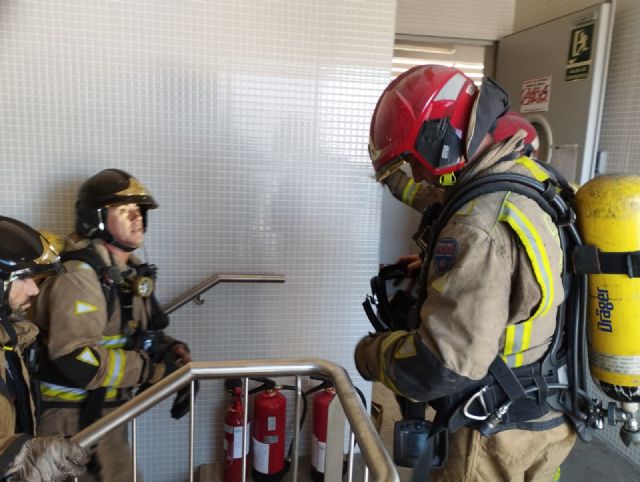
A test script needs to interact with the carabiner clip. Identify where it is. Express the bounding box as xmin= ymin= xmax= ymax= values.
xmin=463 ymin=386 xmax=490 ymax=421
